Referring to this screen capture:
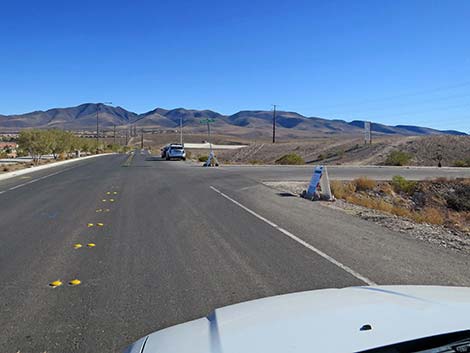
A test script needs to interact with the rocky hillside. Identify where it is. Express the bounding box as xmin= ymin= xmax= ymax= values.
xmin=0 ymin=104 xmax=466 ymax=139
xmin=217 ymin=135 xmax=470 ymax=167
